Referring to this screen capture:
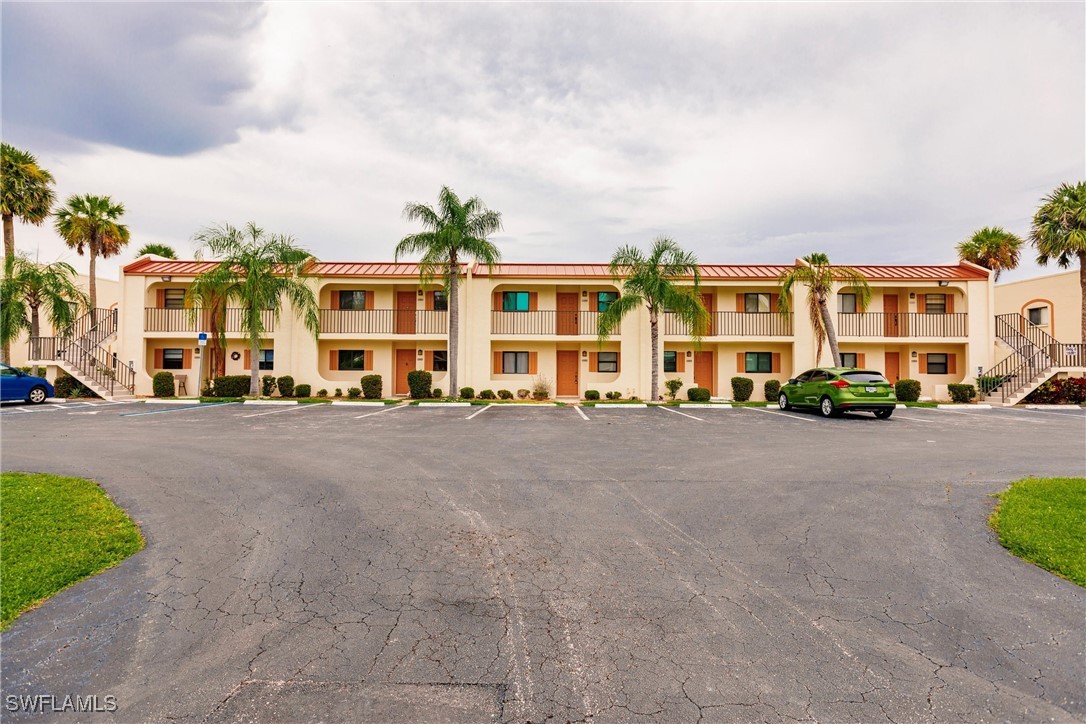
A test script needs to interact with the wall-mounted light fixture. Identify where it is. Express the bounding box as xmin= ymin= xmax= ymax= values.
xmin=582 ymin=350 xmax=588 ymax=358
xmin=417 ymin=288 xmax=424 ymax=296
xmin=937 ymin=280 xmax=949 ymax=287
xmin=581 ymin=290 xmax=588 ymax=300
xmin=417 ymin=349 xmax=423 ymax=356
xmin=161 ymin=275 xmax=172 ymax=282
xmin=909 ymin=292 xmax=915 ymax=299
xmin=686 ymin=350 xmax=692 ymax=357
xmin=911 ymin=350 xmax=918 ymax=359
